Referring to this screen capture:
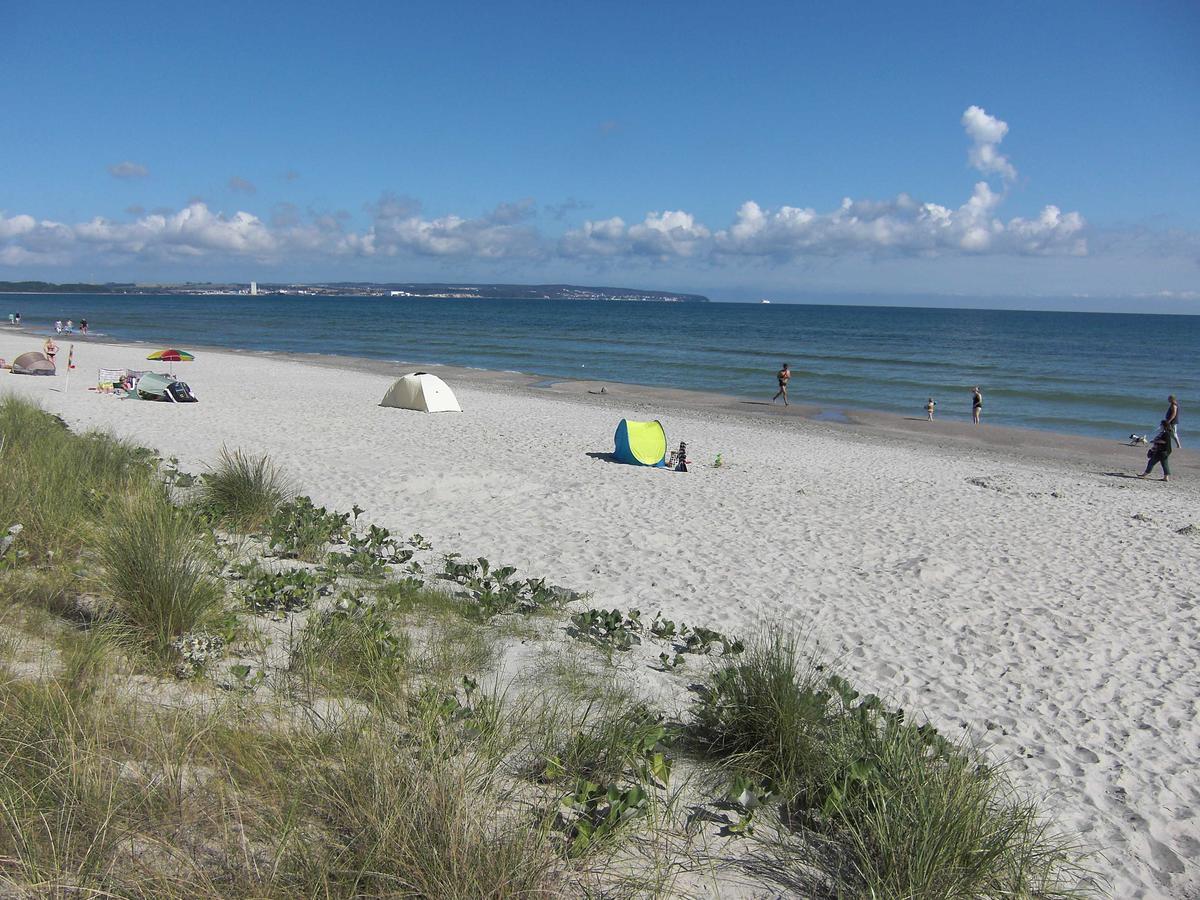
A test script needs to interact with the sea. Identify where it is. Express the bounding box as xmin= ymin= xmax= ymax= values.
xmin=4 ymin=294 xmax=1196 ymax=440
